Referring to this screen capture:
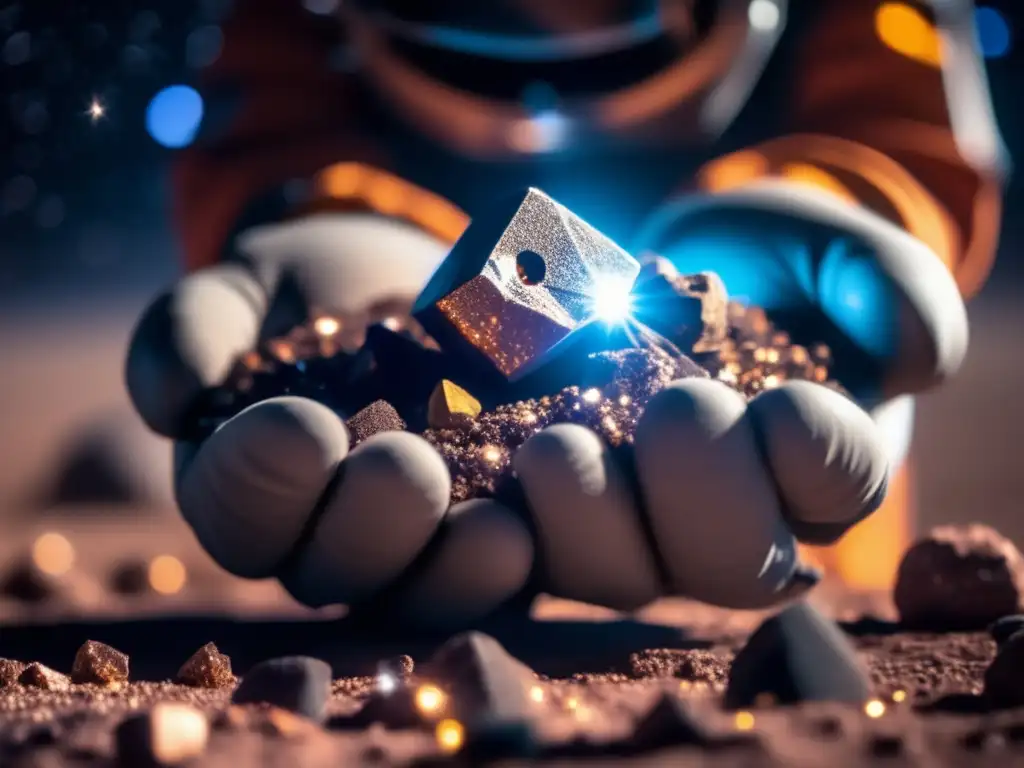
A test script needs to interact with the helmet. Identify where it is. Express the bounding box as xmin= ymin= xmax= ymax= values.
xmin=354 ymin=0 xmax=681 ymax=61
